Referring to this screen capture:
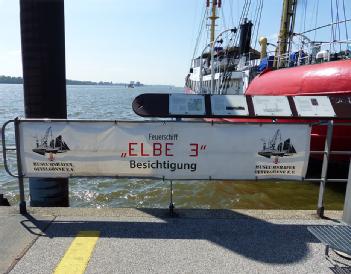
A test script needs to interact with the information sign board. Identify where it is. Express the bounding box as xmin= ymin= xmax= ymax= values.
xmin=133 ymin=93 xmax=349 ymax=119
xmin=211 ymin=95 xmax=249 ymax=116
xmin=169 ymin=94 xmax=205 ymax=115
xmin=252 ymin=96 xmax=292 ymax=117
xmin=294 ymin=96 xmax=336 ymax=117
